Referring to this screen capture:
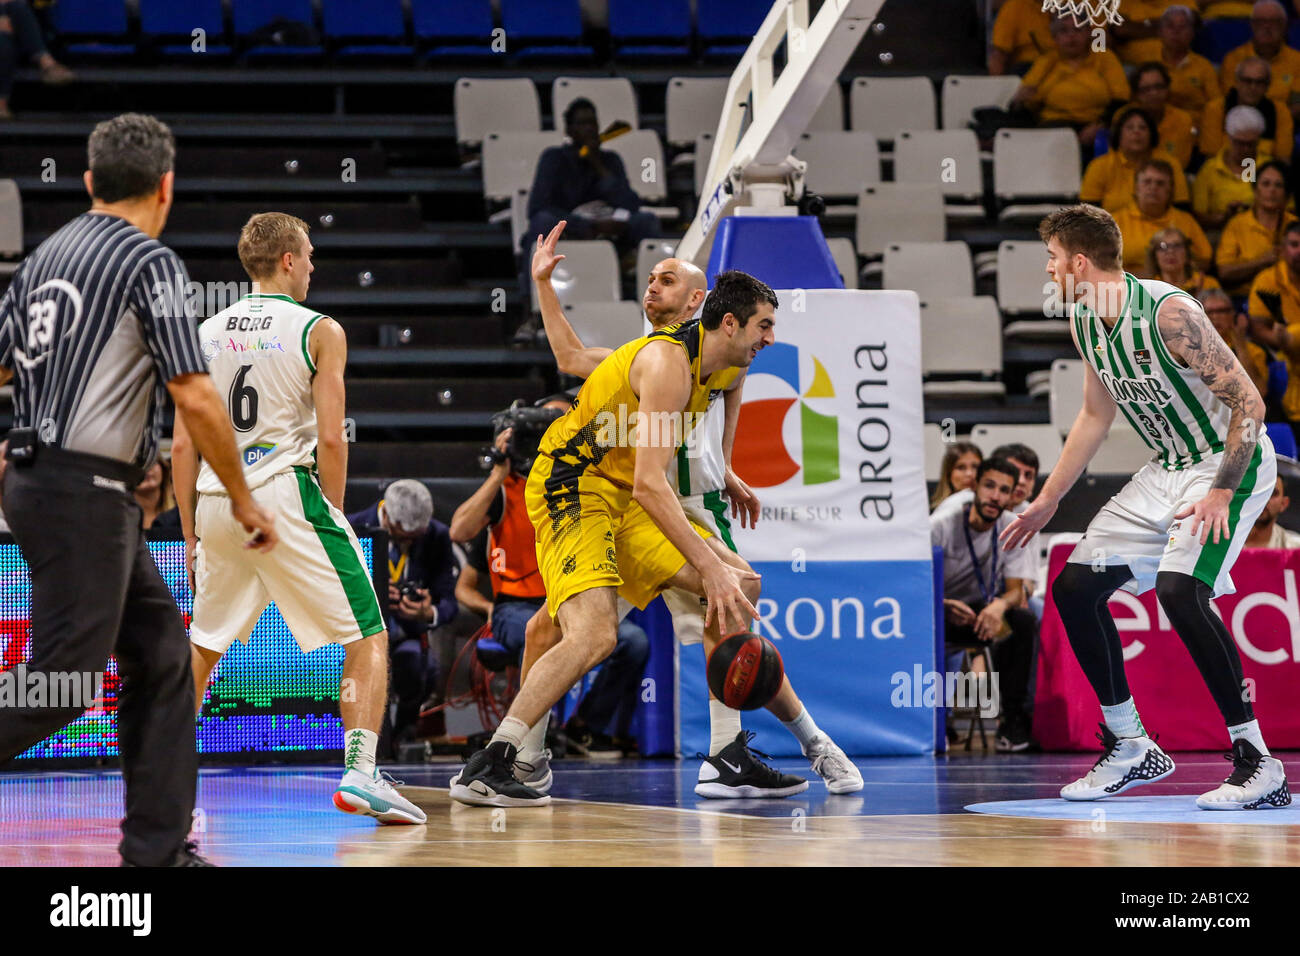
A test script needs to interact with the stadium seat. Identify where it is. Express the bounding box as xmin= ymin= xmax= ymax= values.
xmin=993 ymin=128 xmax=1081 ymax=221
xmin=562 ymin=302 xmax=646 ymax=350
xmin=608 ymin=0 xmax=692 ymax=59
xmin=941 ymin=75 xmax=1021 ymax=131
xmin=824 ymin=237 xmax=860 ymax=290
xmin=603 ymin=130 xmax=679 ymax=218
xmin=1268 ymin=422 xmax=1298 ymax=459
xmin=531 ymin=240 xmax=620 ymax=311
xmin=1088 ymin=427 xmax=1154 ymax=474
xmin=883 ymin=241 xmax=973 ymax=298
xmin=893 ymin=129 xmax=985 ymax=220
xmin=0 ymin=180 xmax=21 ymax=278
xmin=923 ymin=422 xmax=947 ymax=482
xmin=1049 ymin=359 xmax=1085 ymax=435
xmin=636 ymin=239 xmax=677 ymax=289
xmin=501 ymin=0 xmax=593 ymax=60
xmin=792 ymin=131 xmax=881 ymax=204
xmin=322 ymin=0 xmax=413 ymax=58
xmin=971 ymin=424 xmax=1063 ymax=473
xmin=850 ymin=77 xmax=937 ymax=142
xmin=552 ymin=77 xmax=639 ymax=130
xmin=1194 ymin=17 xmax=1252 ymax=63
xmin=919 ymin=297 xmax=1005 ymax=397
xmin=697 ymin=0 xmax=768 ymax=59
xmin=454 ymin=78 xmax=541 ymax=148
xmin=481 ymin=131 xmax=564 ymax=203
xmin=139 ymin=0 xmax=231 ymax=56
xmin=666 ymin=77 xmax=730 ymax=147
xmin=694 ymin=132 xmax=716 ymax=196
xmin=997 ymin=240 xmax=1071 ymax=338
xmin=412 ymin=0 xmax=496 ymax=58
xmin=855 ymin=183 xmax=946 ymax=259
xmin=808 ymin=83 xmax=846 ymax=131
xmin=233 ymin=0 xmax=324 ymax=58
xmin=54 ymin=0 xmax=134 ymax=58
